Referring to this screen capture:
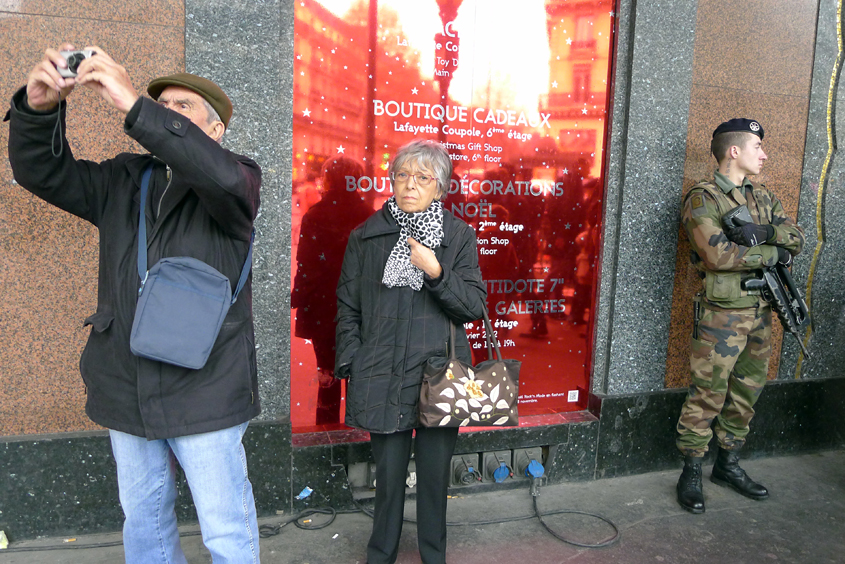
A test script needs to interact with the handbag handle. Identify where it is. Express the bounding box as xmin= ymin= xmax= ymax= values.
xmin=136 ymin=163 xmax=254 ymax=303
xmin=481 ymin=309 xmax=503 ymax=362
xmin=447 ymin=320 xmax=458 ymax=360
xmin=446 ymin=307 xmax=502 ymax=362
